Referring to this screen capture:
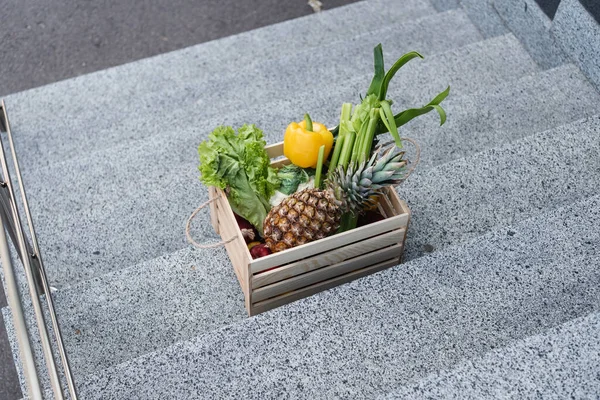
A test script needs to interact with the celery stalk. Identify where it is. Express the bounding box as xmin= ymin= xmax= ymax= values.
xmin=351 ymin=120 xmax=369 ymax=162
xmin=360 ymin=108 xmax=380 ymax=162
xmin=339 ymin=130 xmax=356 ymax=168
xmin=314 ymin=145 xmax=325 ymax=189
xmin=329 ymin=135 xmax=344 ymax=172
xmin=329 ymin=103 xmax=353 ymax=173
